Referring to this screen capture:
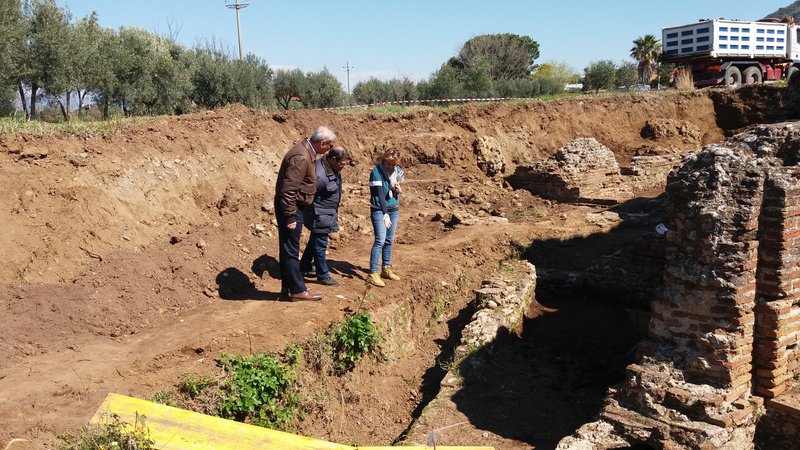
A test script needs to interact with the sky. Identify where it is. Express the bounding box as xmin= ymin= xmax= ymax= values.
xmin=58 ymin=0 xmax=791 ymax=90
